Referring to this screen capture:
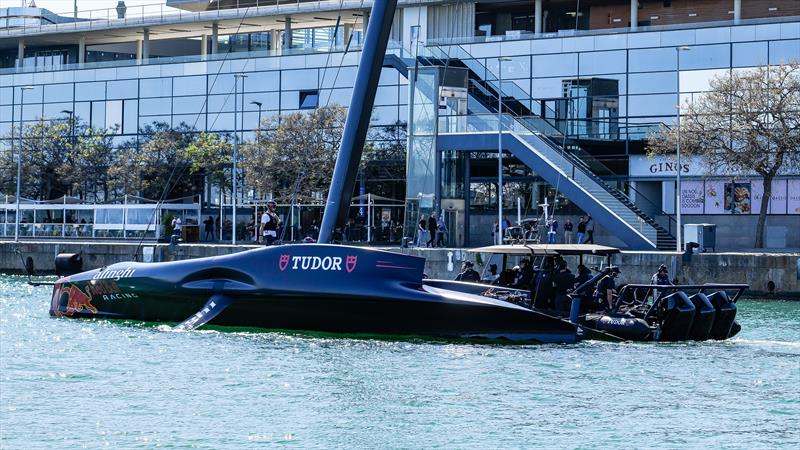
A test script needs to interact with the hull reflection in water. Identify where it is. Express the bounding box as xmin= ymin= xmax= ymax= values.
xmin=49 ymin=245 xmax=578 ymax=344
